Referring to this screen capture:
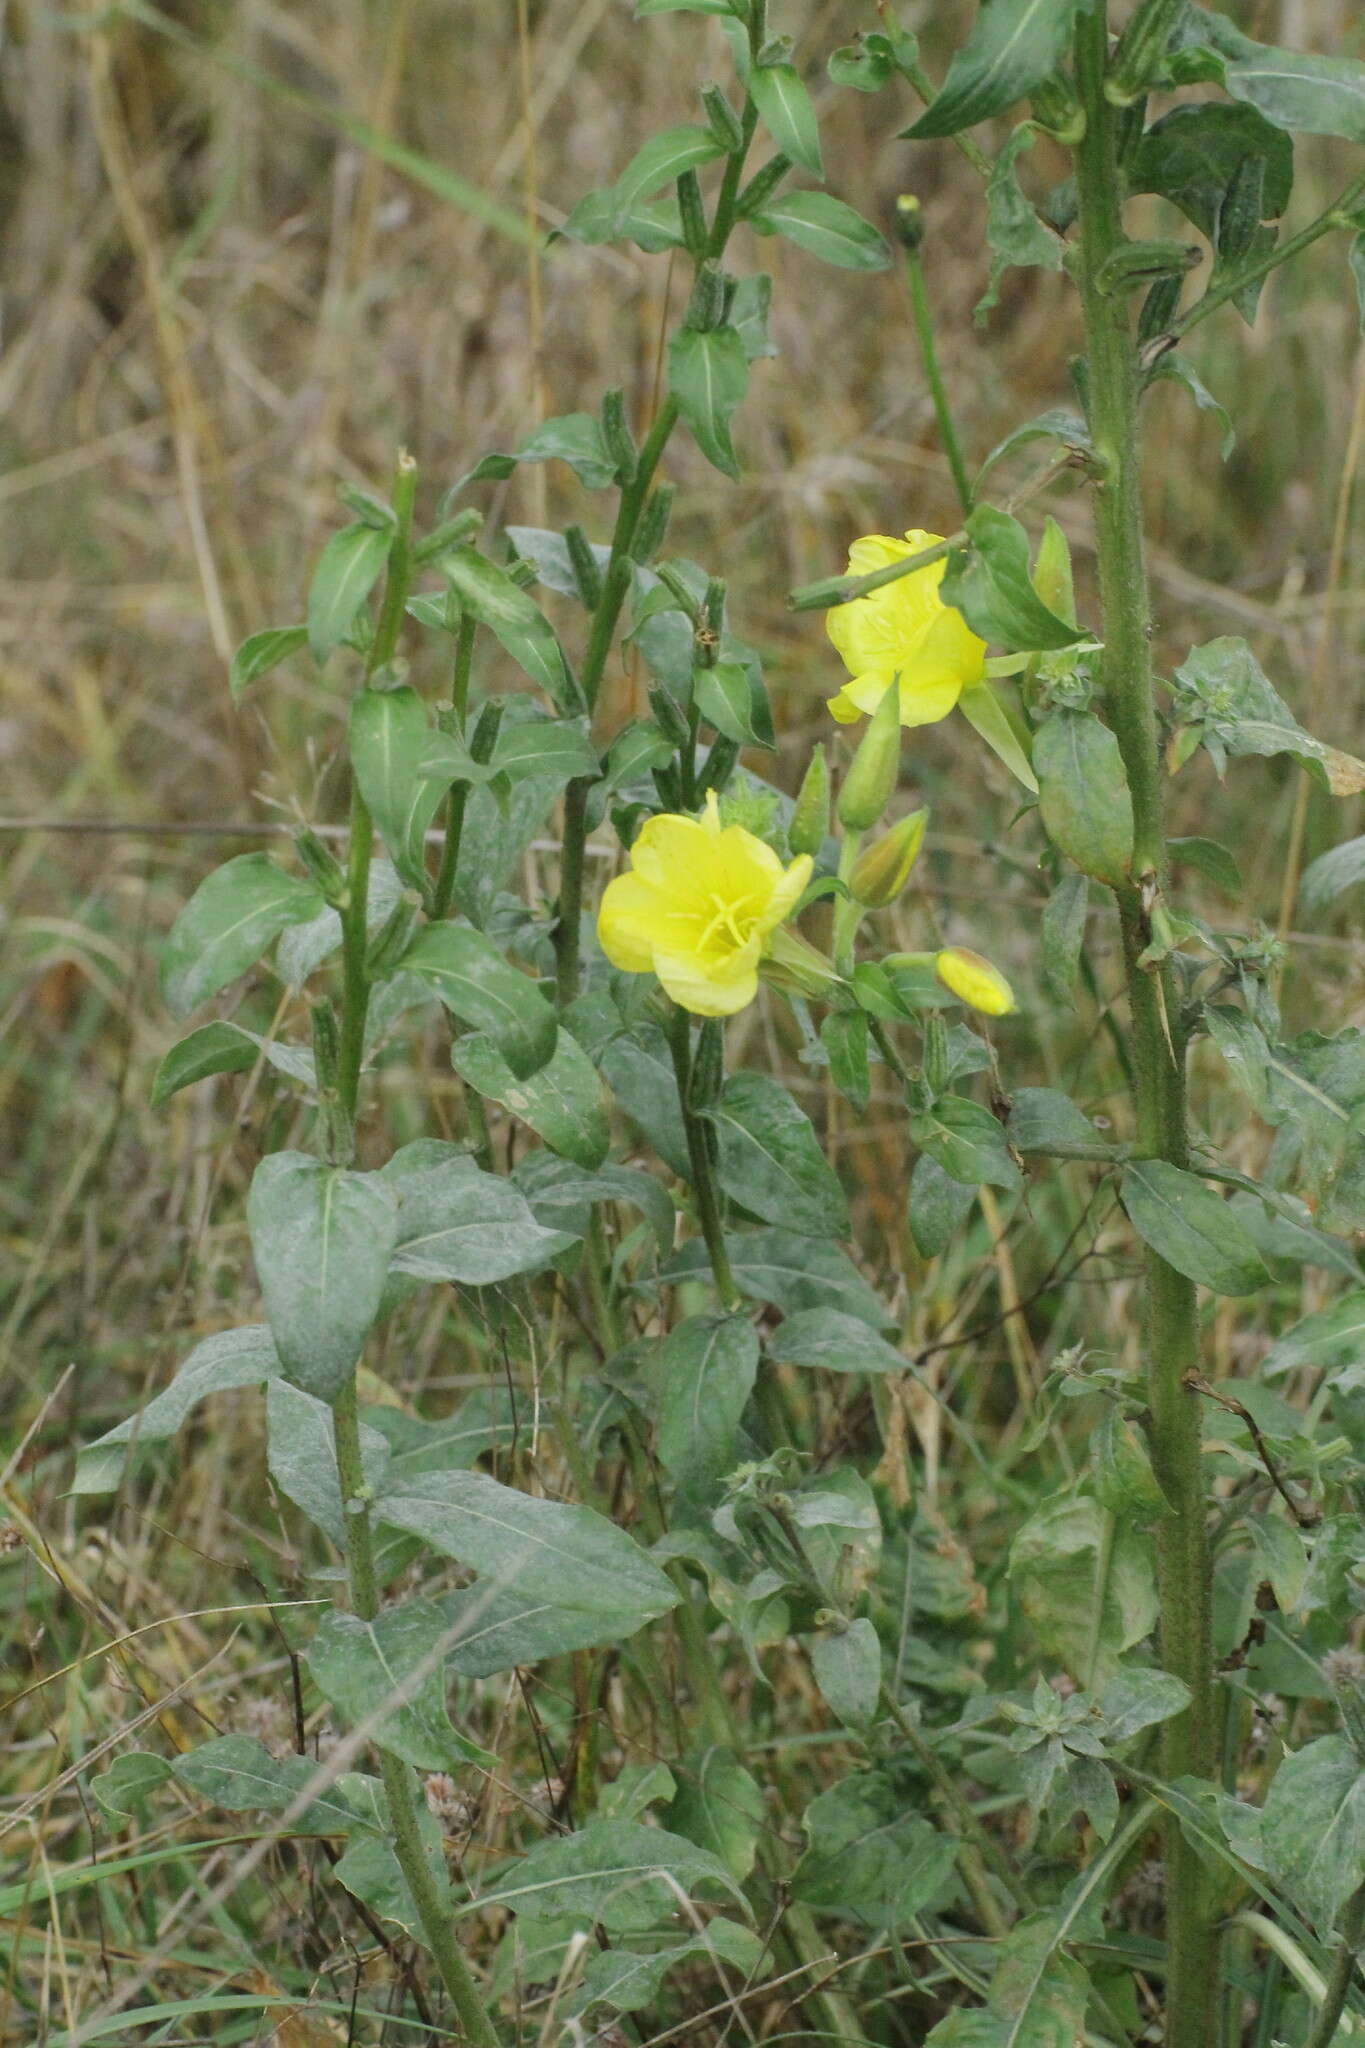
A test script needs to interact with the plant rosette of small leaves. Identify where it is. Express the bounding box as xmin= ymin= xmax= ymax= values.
xmin=75 ymin=1 xmax=1365 ymax=2044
